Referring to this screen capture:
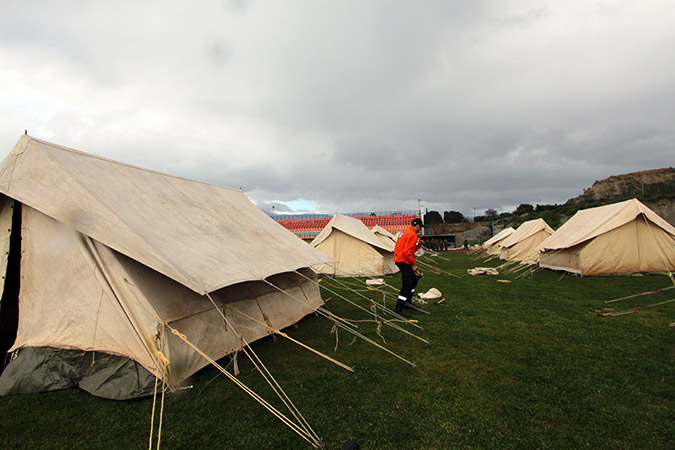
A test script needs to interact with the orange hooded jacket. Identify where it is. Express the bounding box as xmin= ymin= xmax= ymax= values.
xmin=394 ymin=226 xmax=421 ymax=265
